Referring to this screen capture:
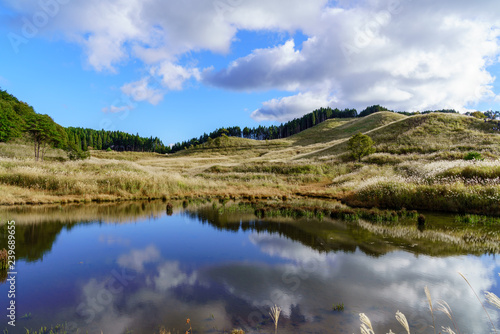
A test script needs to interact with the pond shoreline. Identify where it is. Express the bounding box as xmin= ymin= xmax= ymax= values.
xmin=2 ymin=189 xmax=499 ymax=218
